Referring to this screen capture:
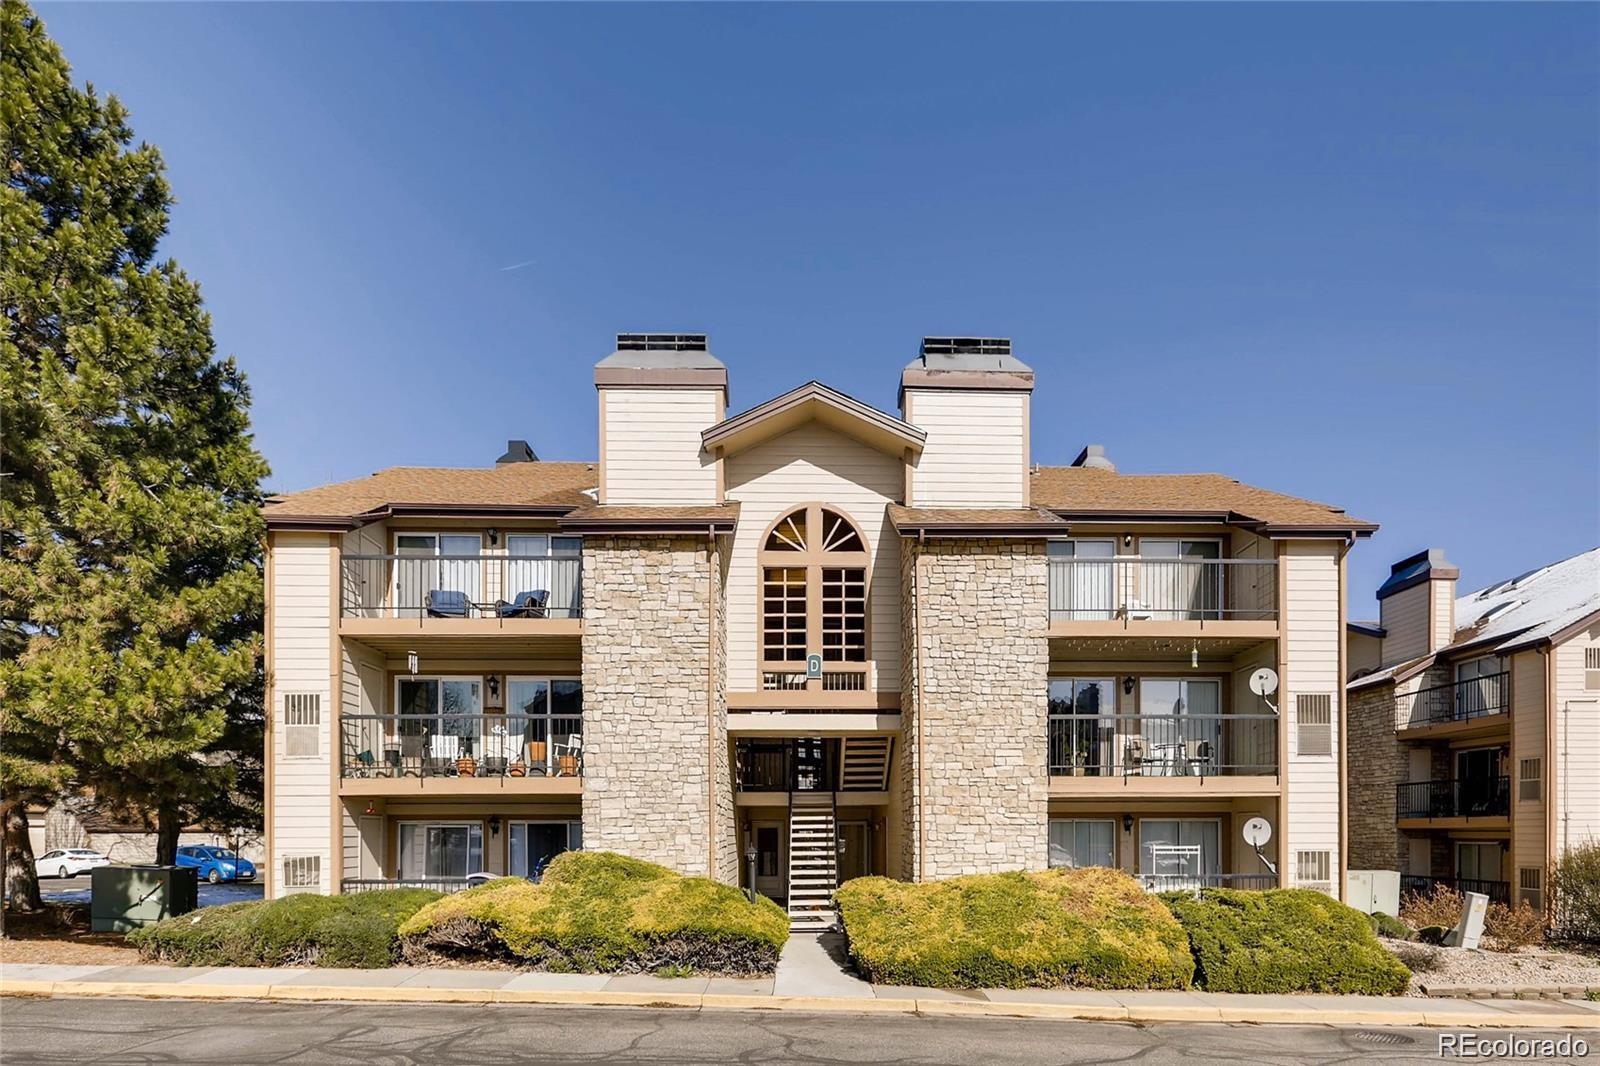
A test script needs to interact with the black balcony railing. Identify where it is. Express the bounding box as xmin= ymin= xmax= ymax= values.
xmin=1395 ymin=776 xmax=1509 ymax=820
xmin=1400 ymin=875 xmax=1511 ymax=906
xmin=341 ymin=713 xmax=583 ymax=779
xmin=1406 ymin=673 xmax=1509 ymax=727
xmin=734 ymin=740 xmax=837 ymax=792
xmin=1140 ymin=872 xmax=1279 ymax=892
xmin=341 ymin=878 xmax=476 ymax=895
xmin=1047 ymin=557 xmax=1277 ymax=622
xmin=340 ymin=554 xmax=582 ymax=620
xmin=1048 ymin=714 xmax=1277 ymax=777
